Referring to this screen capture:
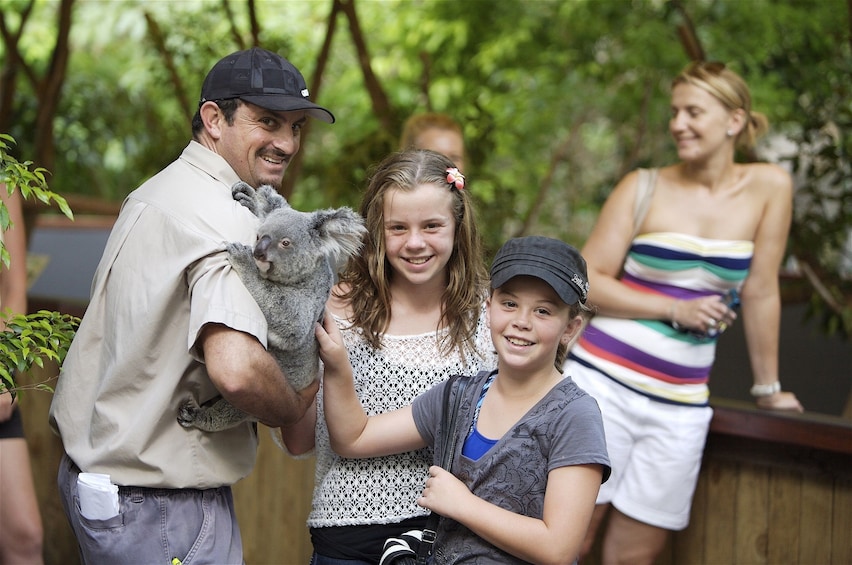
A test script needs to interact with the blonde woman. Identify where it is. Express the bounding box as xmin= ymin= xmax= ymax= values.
xmin=564 ymin=61 xmax=803 ymax=564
